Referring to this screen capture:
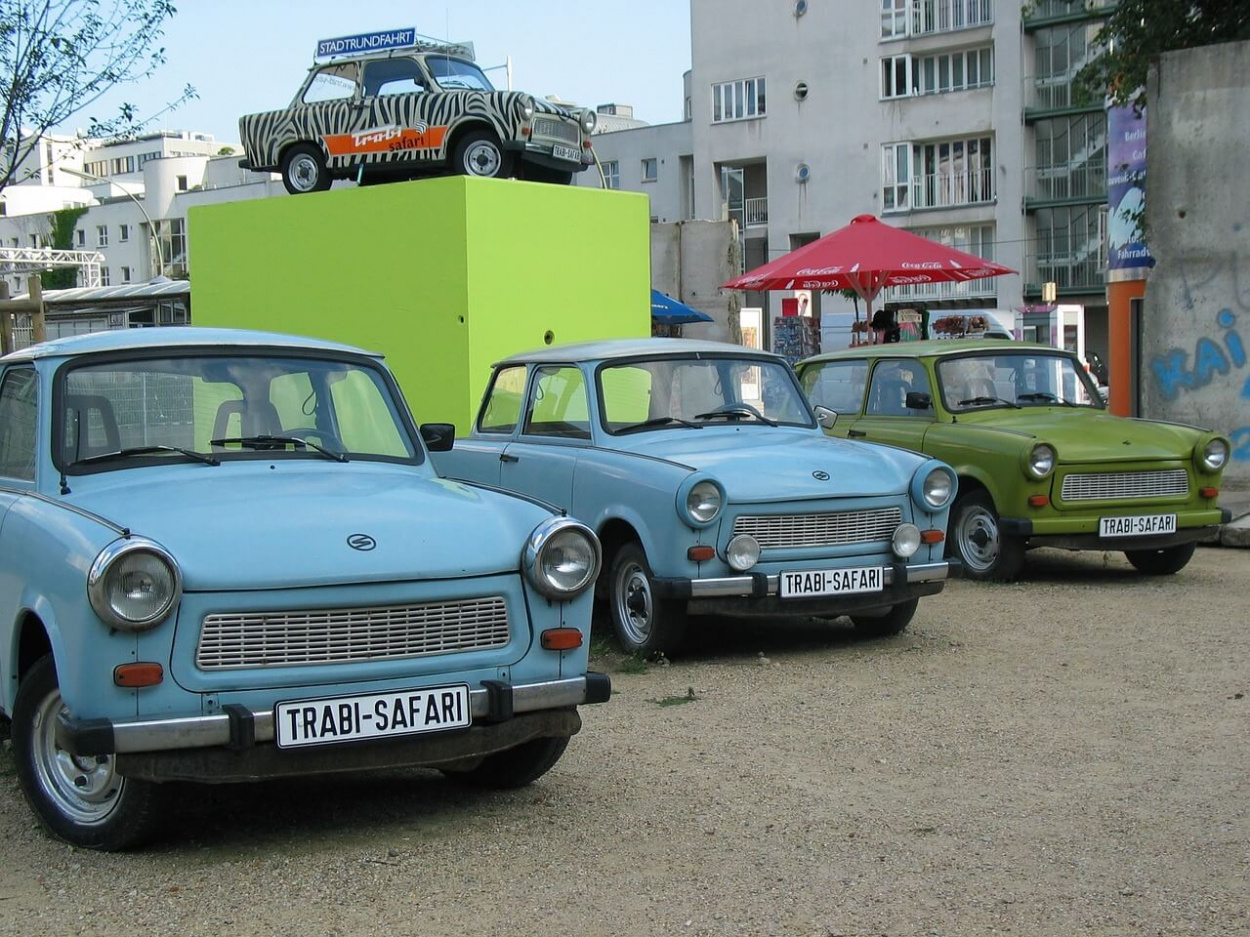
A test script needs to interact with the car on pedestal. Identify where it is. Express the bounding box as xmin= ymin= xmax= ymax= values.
xmin=0 ymin=327 xmax=607 ymax=850
xmin=796 ymin=339 xmax=1231 ymax=581
xmin=433 ymin=339 xmax=958 ymax=656
xmin=238 ymin=37 xmax=596 ymax=194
